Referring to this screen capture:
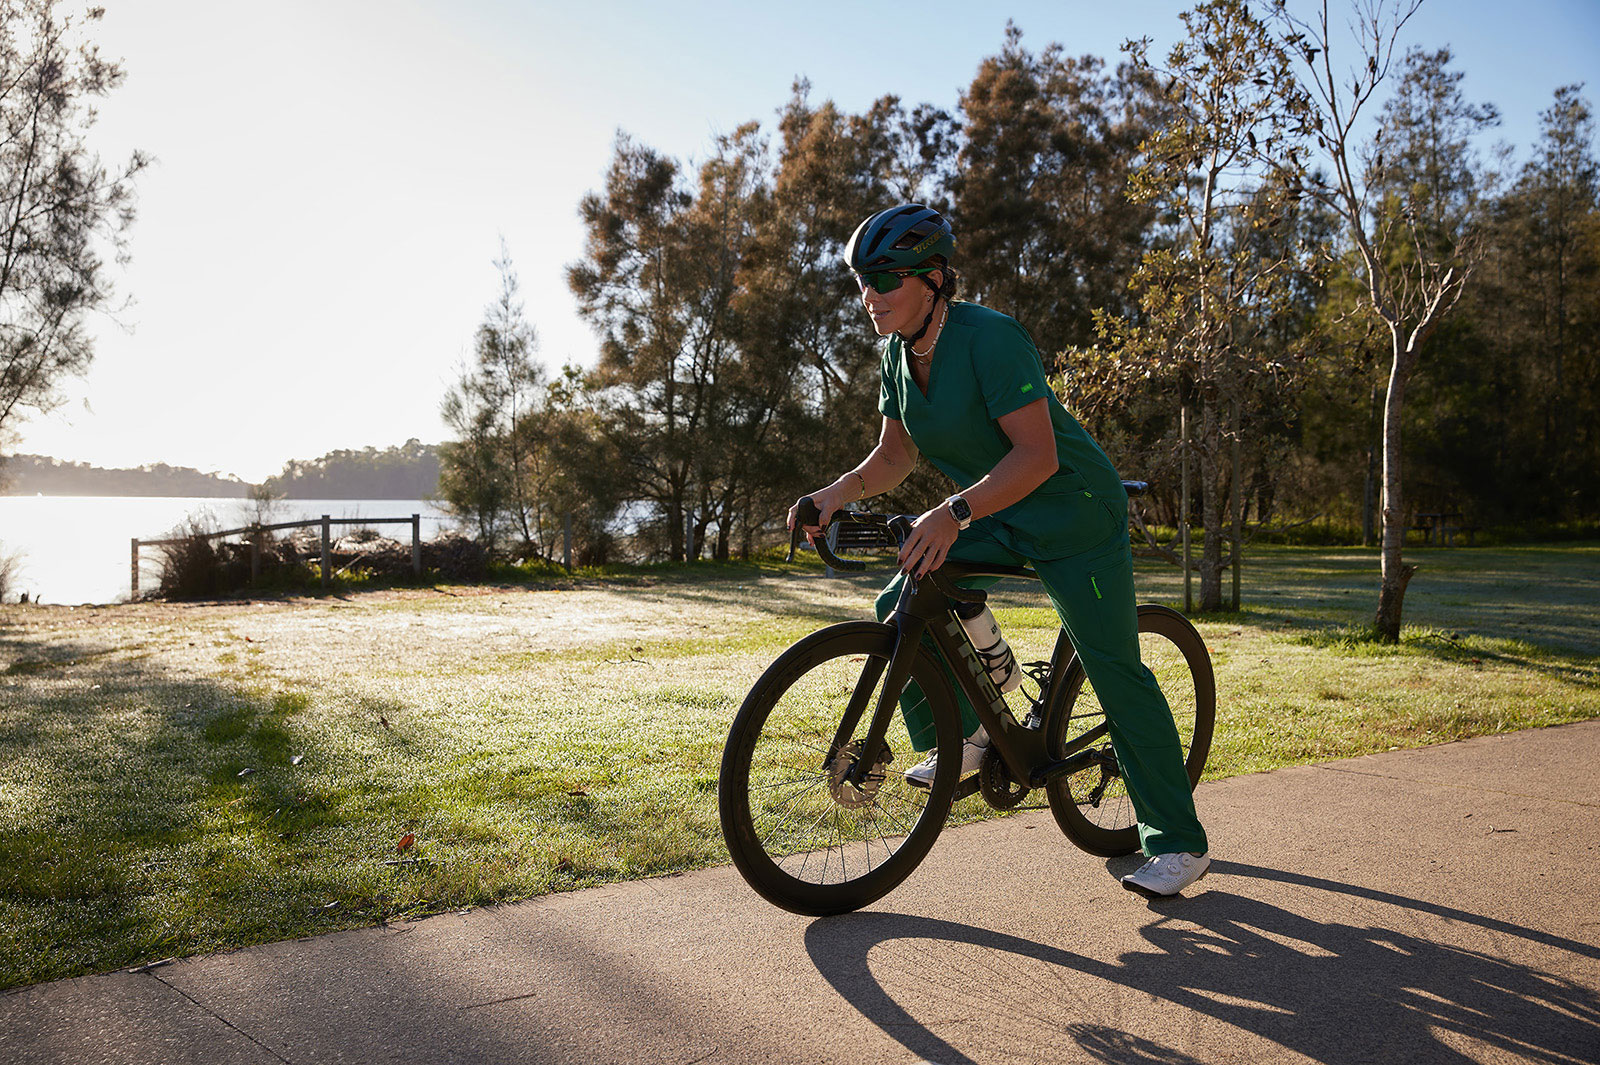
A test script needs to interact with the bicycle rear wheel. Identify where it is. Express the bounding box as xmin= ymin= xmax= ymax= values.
xmin=1045 ymin=605 xmax=1215 ymax=857
xmin=718 ymin=622 xmax=962 ymax=916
